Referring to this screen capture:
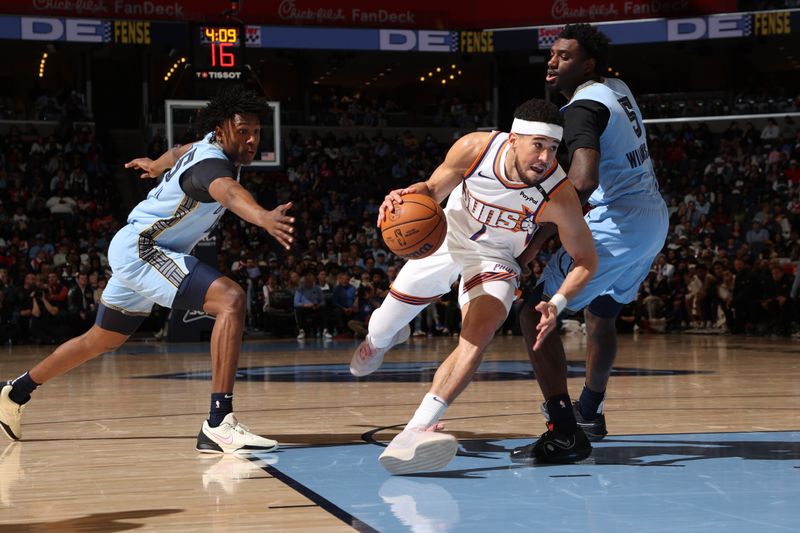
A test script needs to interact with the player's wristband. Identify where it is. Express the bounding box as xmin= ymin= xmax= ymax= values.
xmin=549 ymin=293 xmax=567 ymax=315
